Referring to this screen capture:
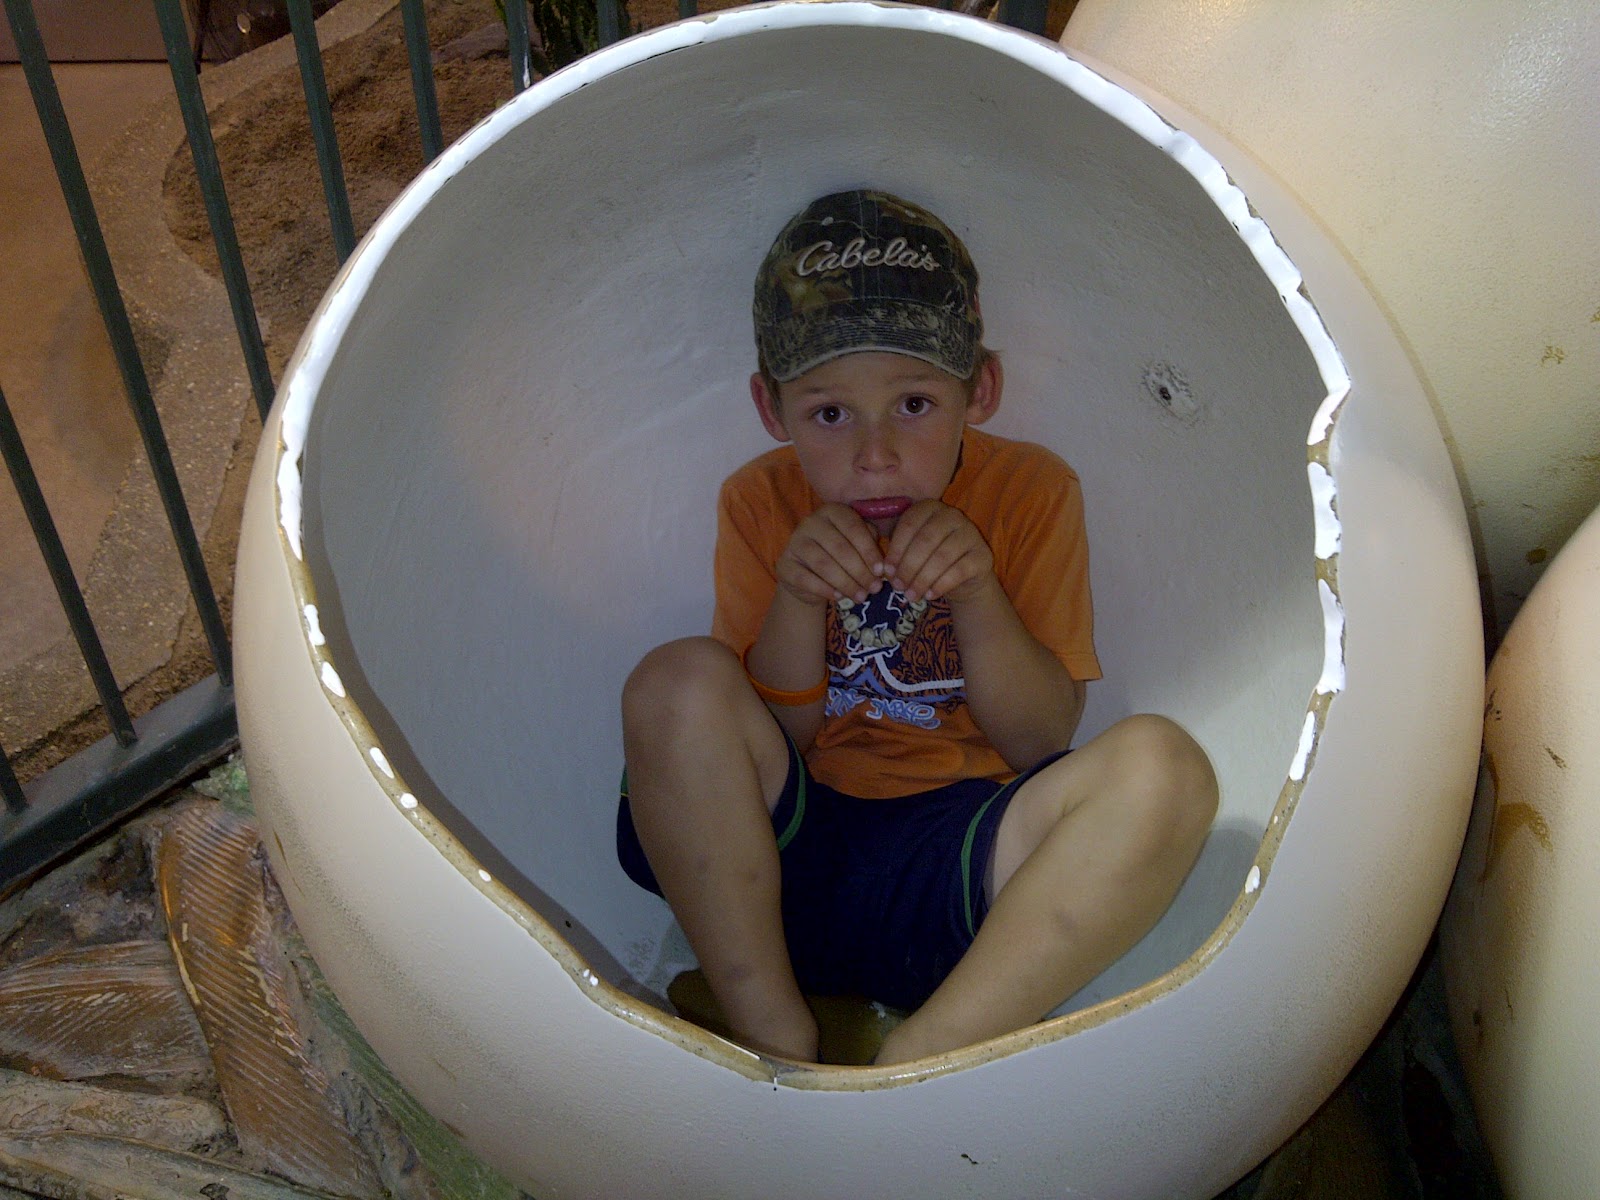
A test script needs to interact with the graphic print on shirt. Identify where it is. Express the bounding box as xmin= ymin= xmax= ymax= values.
xmin=824 ymin=588 xmax=964 ymax=730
